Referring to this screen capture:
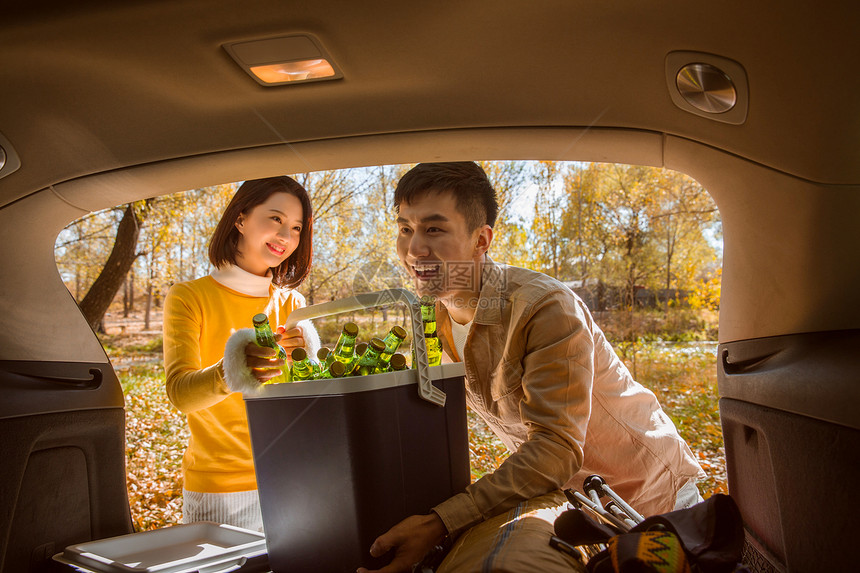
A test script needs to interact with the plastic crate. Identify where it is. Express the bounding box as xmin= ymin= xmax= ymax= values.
xmin=53 ymin=522 xmax=267 ymax=573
